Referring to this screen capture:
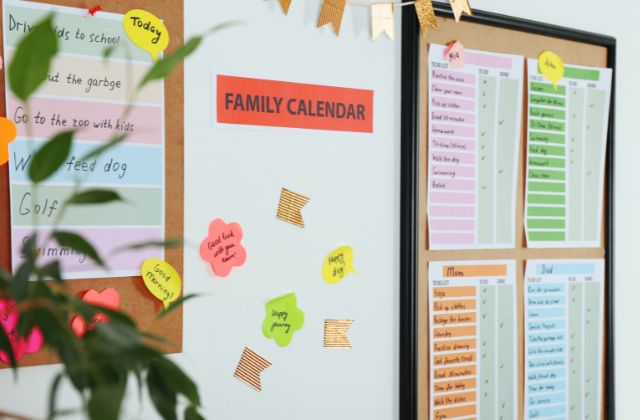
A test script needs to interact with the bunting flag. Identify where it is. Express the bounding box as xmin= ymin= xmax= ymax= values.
xmin=323 ymin=319 xmax=353 ymax=349
xmin=277 ymin=188 xmax=310 ymax=228
xmin=278 ymin=0 xmax=292 ymax=14
xmin=234 ymin=347 xmax=272 ymax=391
xmin=414 ymin=0 xmax=439 ymax=38
xmin=371 ymin=4 xmax=394 ymax=40
xmin=449 ymin=0 xmax=472 ymax=22
xmin=267 ymin=0 xmax=471 ymax=41
xmin=317 ymin=0 xmax=347 ymax=35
